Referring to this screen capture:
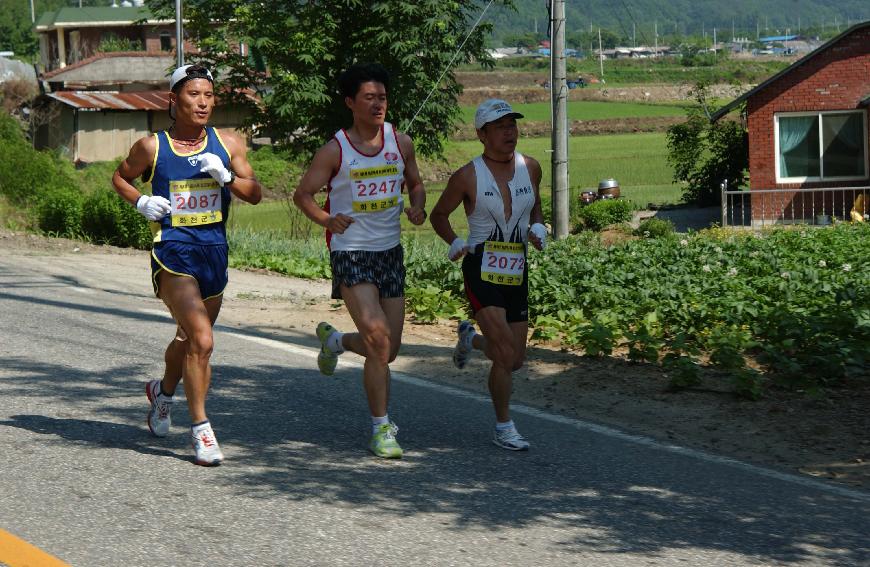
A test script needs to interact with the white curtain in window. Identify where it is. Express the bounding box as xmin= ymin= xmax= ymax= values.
xmin=779 ymin=116 xmax=816 ymax=177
